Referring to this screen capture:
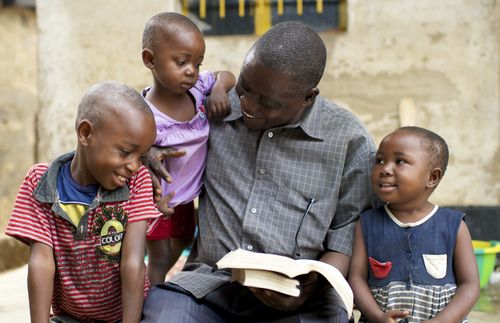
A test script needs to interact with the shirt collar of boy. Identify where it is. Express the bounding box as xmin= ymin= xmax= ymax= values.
xmin=33 ymin=151 xmax=130 ymax=204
